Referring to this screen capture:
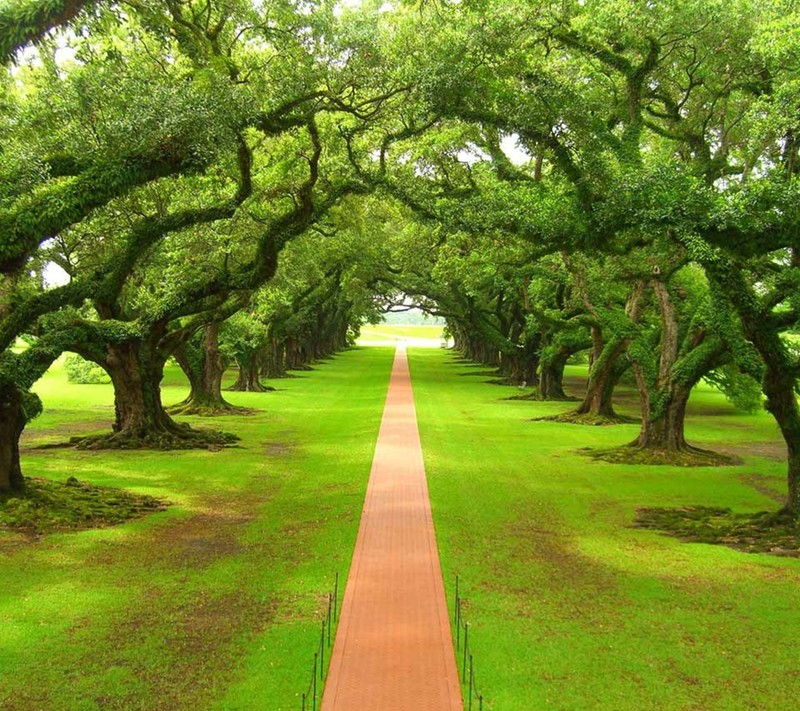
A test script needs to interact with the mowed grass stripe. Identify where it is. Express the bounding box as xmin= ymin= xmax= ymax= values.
xmin=0 ymin=347 xmax=394 ymax=711
xmin=409 ymin=347 xmax=800 ymax=711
